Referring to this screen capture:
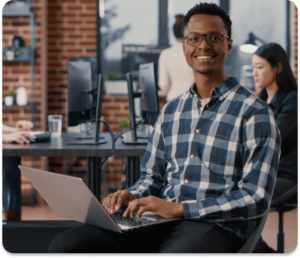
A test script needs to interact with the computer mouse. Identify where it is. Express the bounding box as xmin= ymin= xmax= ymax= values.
xmin=12 ymin=137 xmax=36 ymax=144
xmin=25 ymin=136 xmax=36 ymax=143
